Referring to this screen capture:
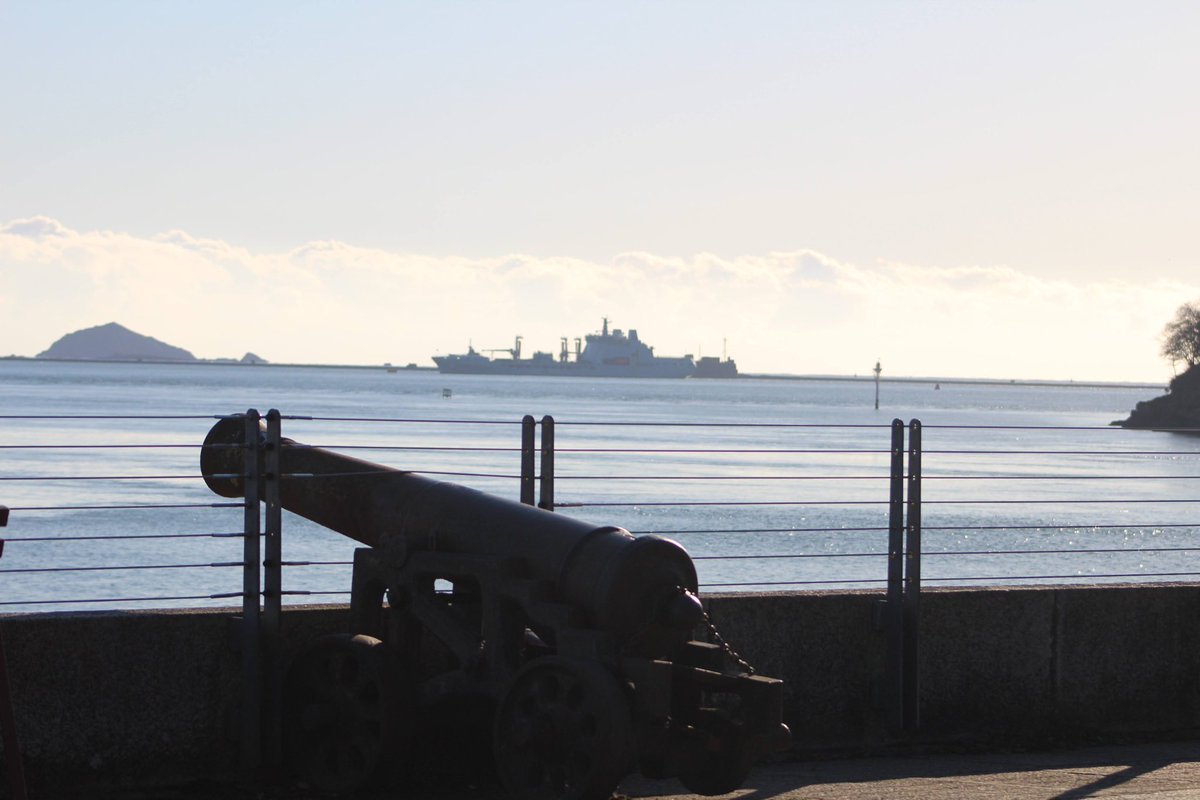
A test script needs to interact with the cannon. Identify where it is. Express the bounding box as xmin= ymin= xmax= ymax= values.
xmin=201 ymin=417 xmax=789 ymax=800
